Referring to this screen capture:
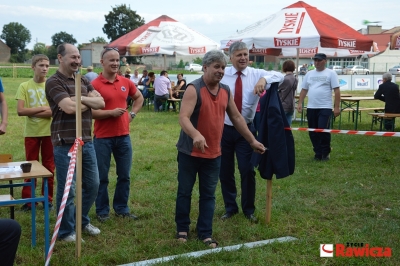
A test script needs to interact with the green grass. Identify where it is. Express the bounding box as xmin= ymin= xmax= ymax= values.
xmin=1 ymin=78 xmax=399 ymax=265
